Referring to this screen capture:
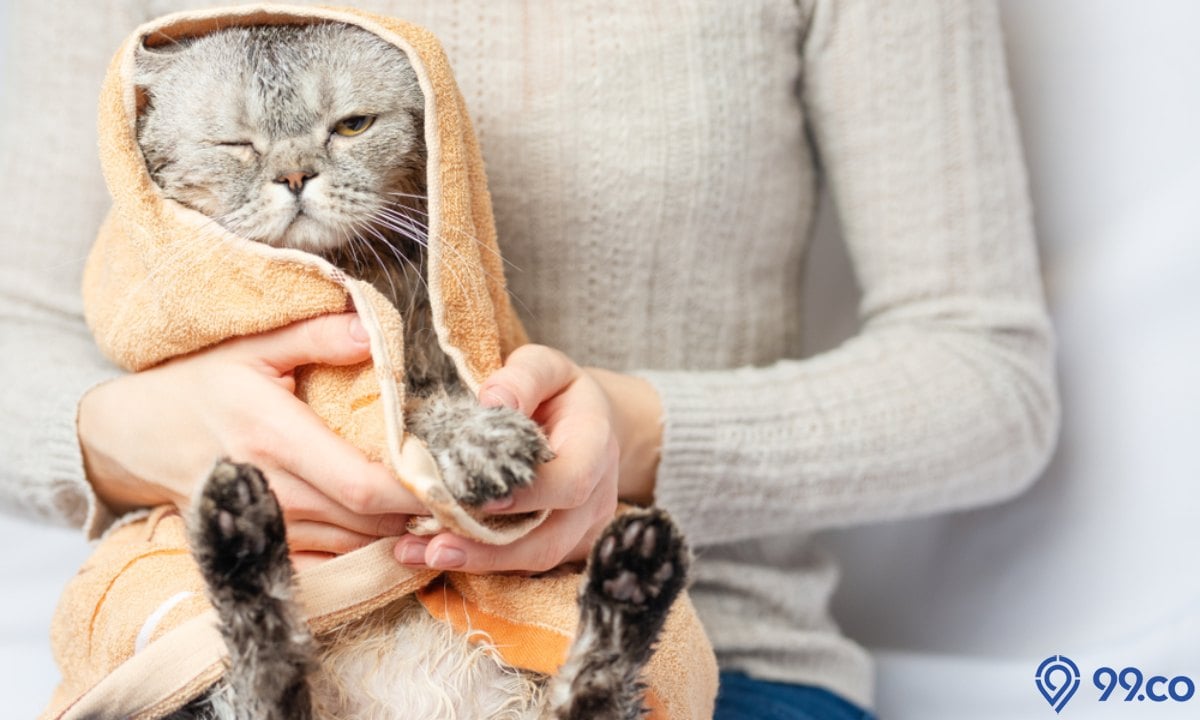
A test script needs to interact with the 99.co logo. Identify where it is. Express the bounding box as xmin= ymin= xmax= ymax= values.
xmin=1036 ymin=655 xmax=1196 ymax=713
